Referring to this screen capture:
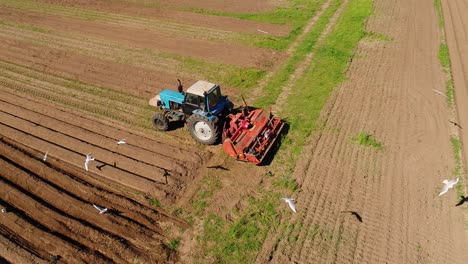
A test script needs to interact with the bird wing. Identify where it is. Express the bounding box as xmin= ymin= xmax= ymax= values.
xmin=93 ymin=204 xmax=103 ymax=211
xmin=85 ymin=160 xmax=89 ymax=171
xmin=442 ymin=179 xmax=449 ymax=184
xmin=439 ymin=185 xmax=449 ymax=196
xmin=288 ymin=200 xmax=297 ymax=213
